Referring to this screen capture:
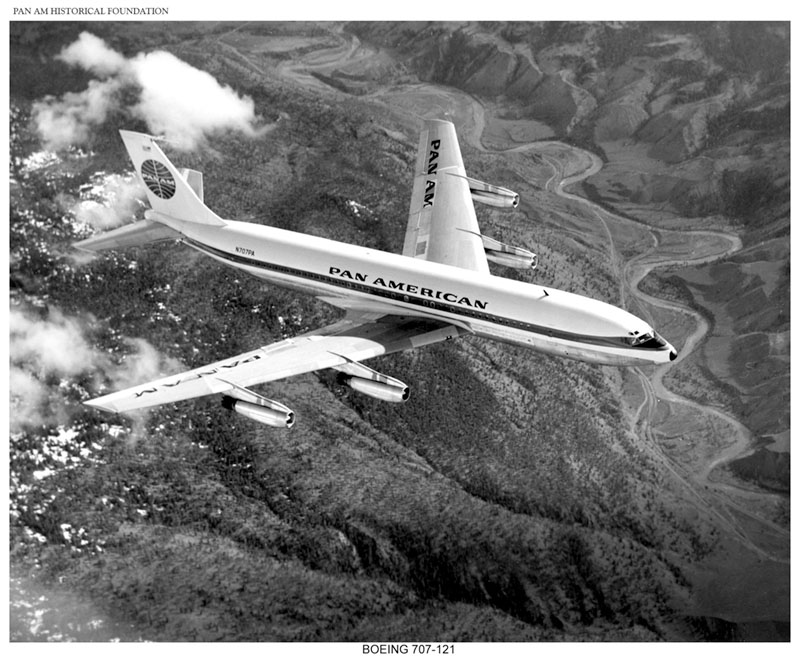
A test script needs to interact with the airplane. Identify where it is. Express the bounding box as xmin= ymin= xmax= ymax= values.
xmin=76 ymin=119 xmax=677 ymax=428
